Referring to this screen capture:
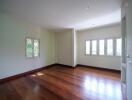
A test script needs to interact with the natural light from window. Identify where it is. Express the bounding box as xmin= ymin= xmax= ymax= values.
xmin=86 ymin=41 xmax=90 ymax=55
xmin=26 ymin=38 xmax=33 ymax=58
xmin=26 ymin=38 xmax=40 ymax=58
xmin=107 ymin=39 xmax=113 ymax=56
xmin=34 ymin=39 xmax=39 ymax=57
xmin=116 ymin=38 xmax=122 ymax=56
xmin=92 ymin=40 xmax=97 ymax=55
xmin=99 ymin=40 xmax=105 ymax=55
